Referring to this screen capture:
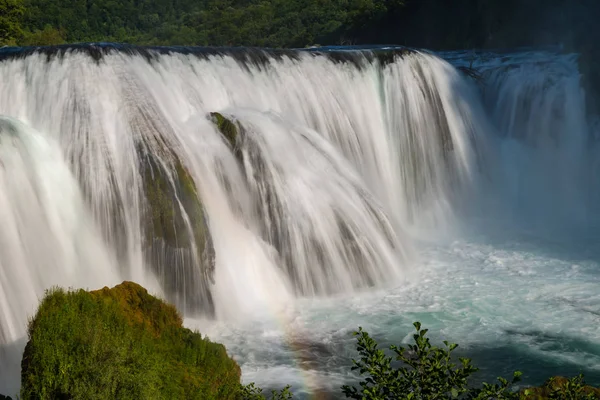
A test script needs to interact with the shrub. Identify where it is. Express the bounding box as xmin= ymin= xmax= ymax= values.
xmin=341 ymin=322 xmax=521 ymax=400
xmin=241 ymin=322 xmax=600 ymax=399
xmin=522 ymin=375 xmax=600 ymax=399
